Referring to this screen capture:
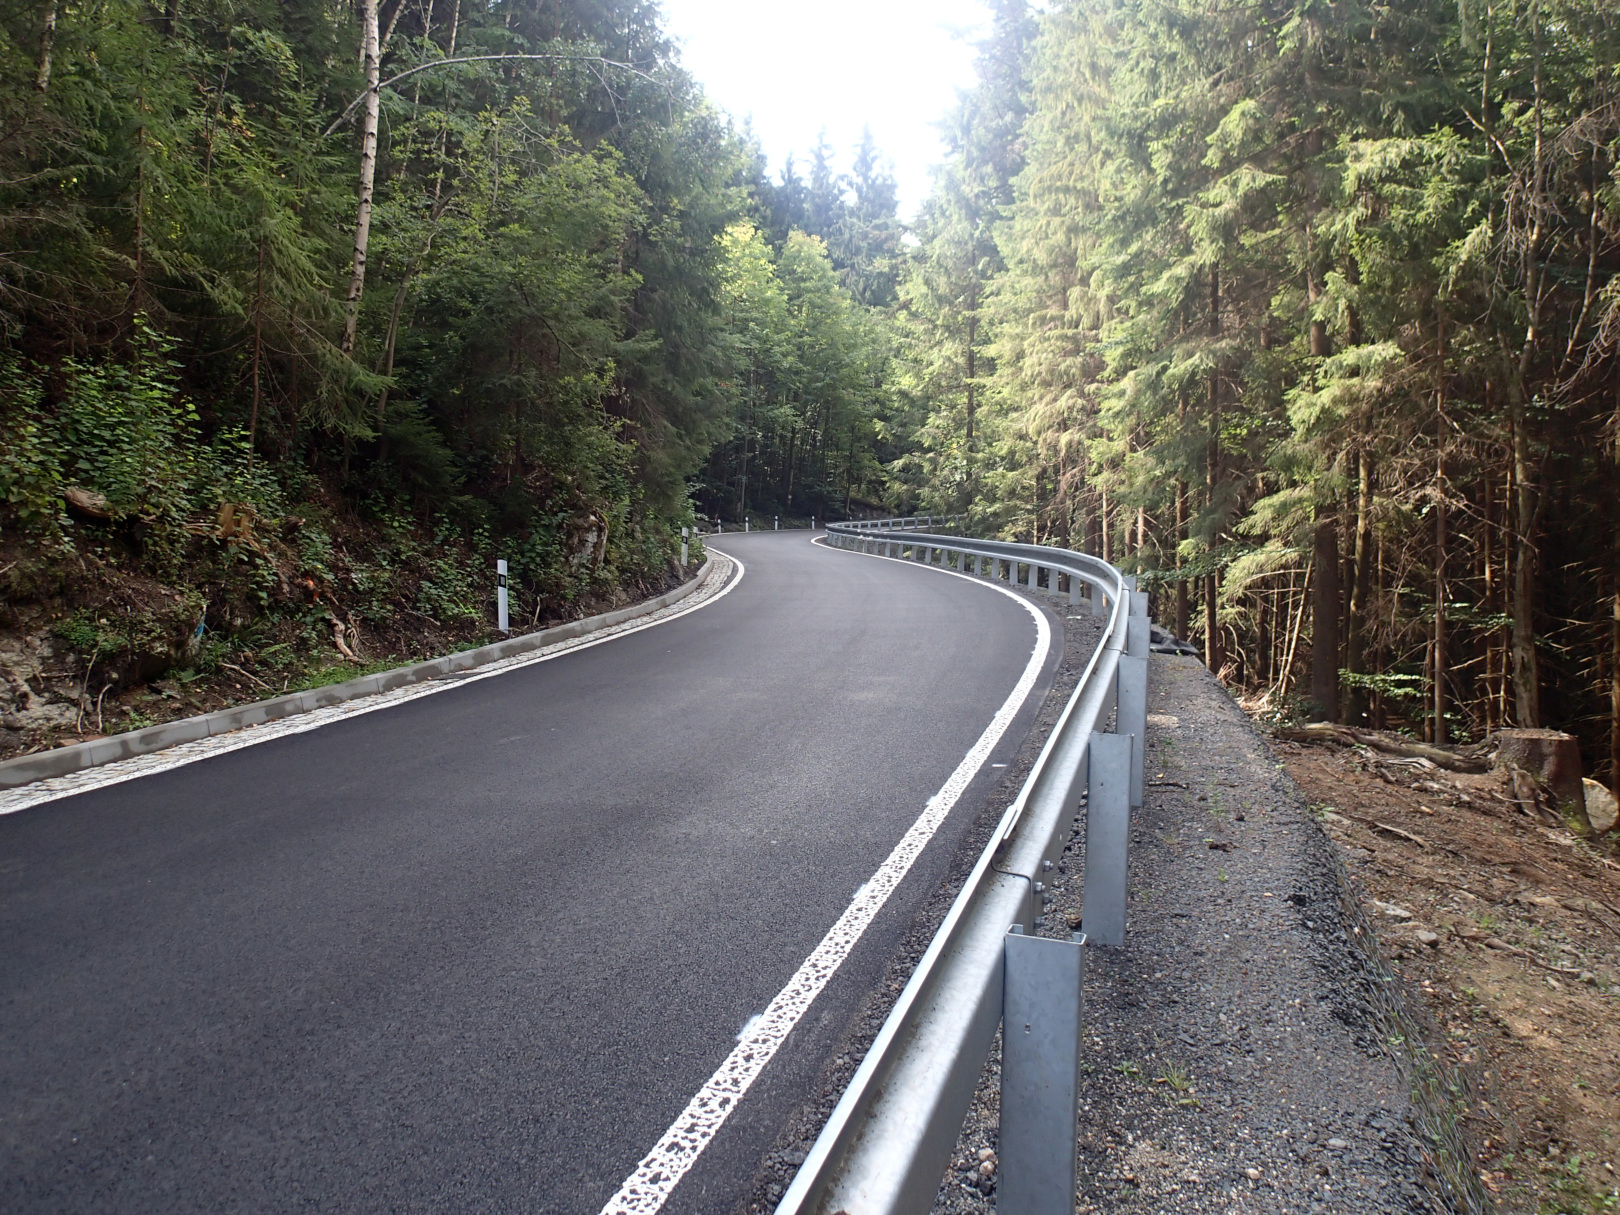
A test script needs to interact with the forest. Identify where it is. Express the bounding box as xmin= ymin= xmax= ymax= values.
xmin=0 ymin=0 xmax=897 ymax=748
xmin=898 ymin=0 xmax=1620 ymax=798
xmin=3 ymin=0 xmax=1620 ymax=799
